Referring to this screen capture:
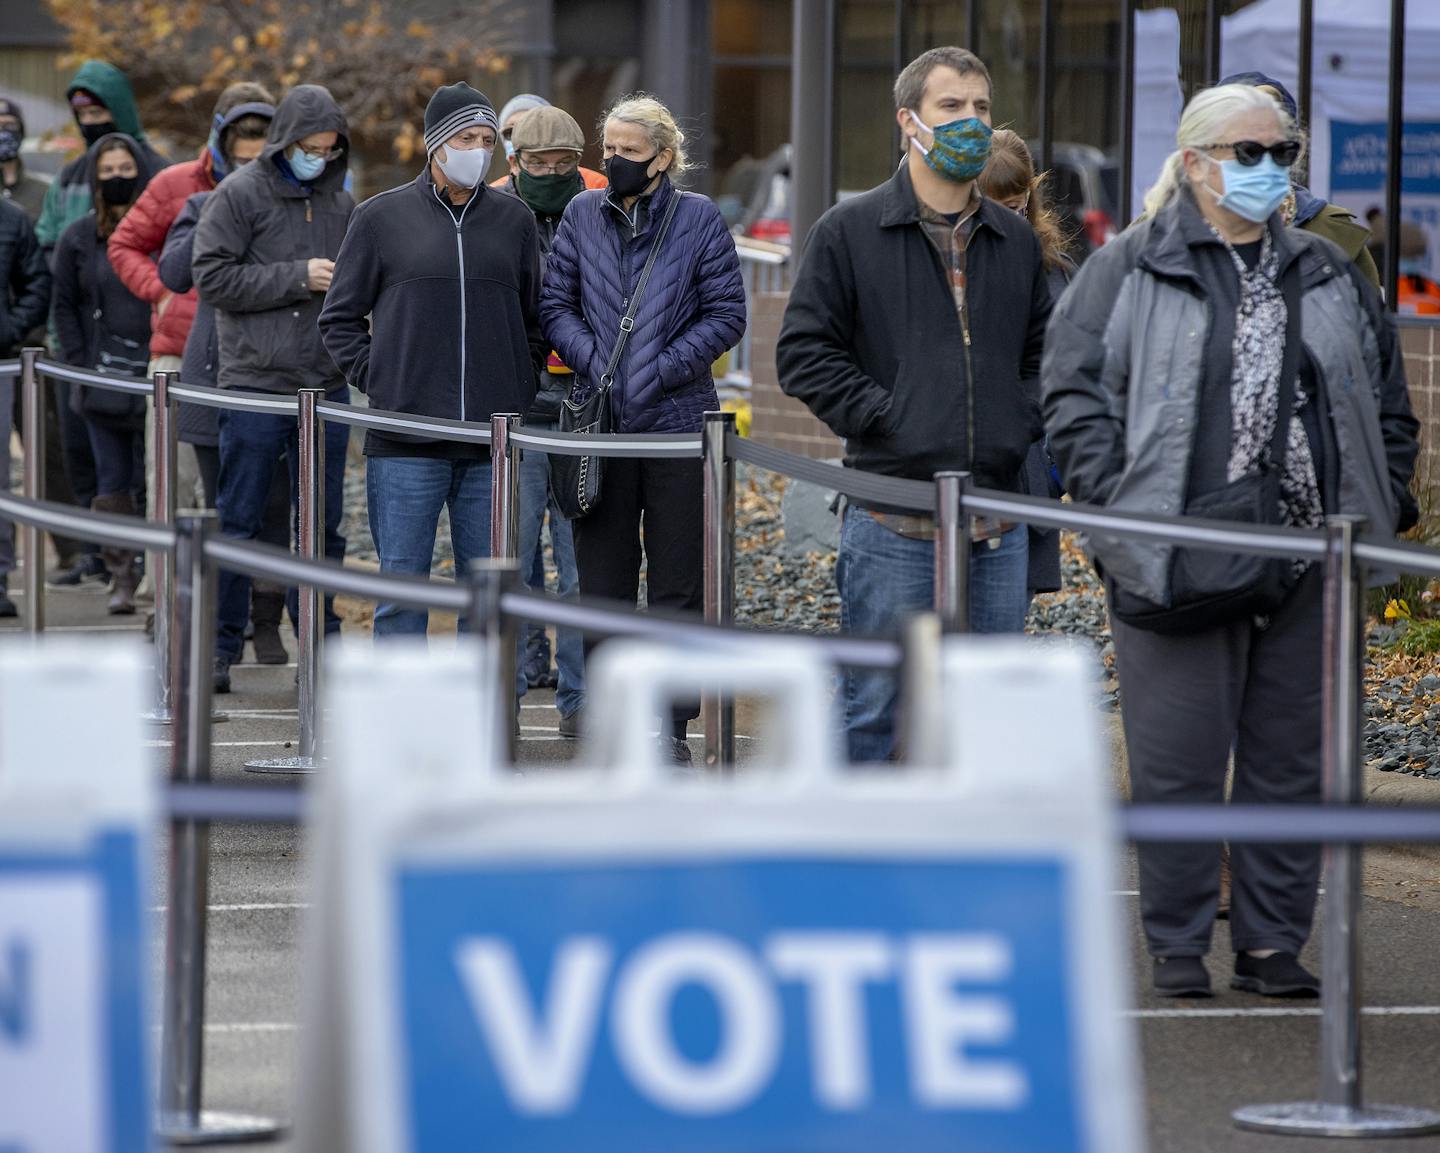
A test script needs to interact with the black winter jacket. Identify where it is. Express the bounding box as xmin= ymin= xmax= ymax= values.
xmin=158 ymin=191 xmax=219 ymax=446
xmin=498 ymin=174 xmax=570 ymax=423
xmin=319 ymin=170 xmax=543 ymax=457
xmin=0 ymin=198 xmax=49 ymax=354
xmin=777 ymin=163 xmax=1052 ymax=492
xmin=192 ymin=85 xmax=353 ymax=395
